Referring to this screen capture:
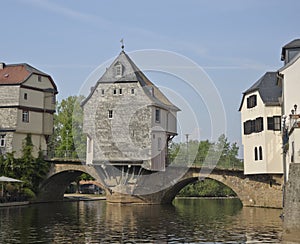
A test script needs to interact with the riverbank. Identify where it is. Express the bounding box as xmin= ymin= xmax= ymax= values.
xmin=175 ymin=196 xmax=239 ymax=200
xmin=0 ymin=194 xmax=105 ymax=208
xmin=0 ymin=201 xmax=29 ymax=208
